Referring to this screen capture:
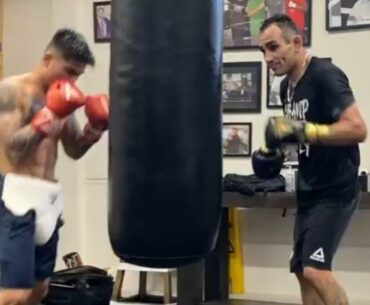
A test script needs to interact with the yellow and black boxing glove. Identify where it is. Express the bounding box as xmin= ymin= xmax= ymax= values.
xmin=252 ymin=144 xmax=285 ymax=179
xmin=265 ymin=116 xmax=331 ymax=149
xmin=257 ymin=144 xmax=282 ymax=156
